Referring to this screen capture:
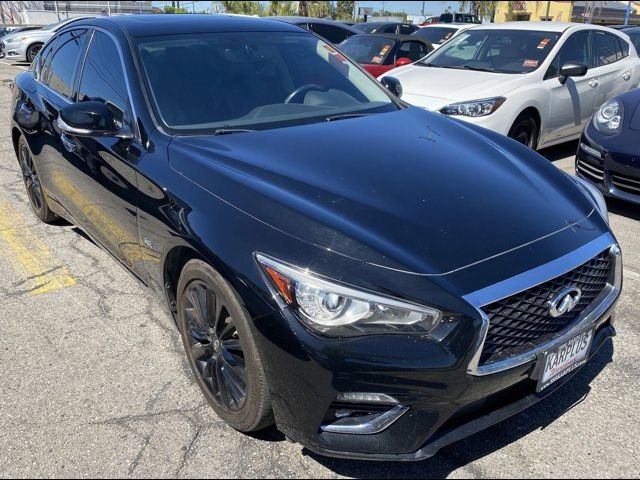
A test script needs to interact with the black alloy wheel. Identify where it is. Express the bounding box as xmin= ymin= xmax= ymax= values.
xmin=183 ymin=279 xmax=248 ymax=412
xmin=26 ymin=43 xmax=42 ymax=63
xmin=508 ymin=112 xmax=539 ymax=150
xmin=18 ymin=136 xmax=57 ymax=223
xmin=177 ymin=260 xmax=273 ymax=432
